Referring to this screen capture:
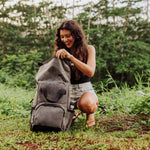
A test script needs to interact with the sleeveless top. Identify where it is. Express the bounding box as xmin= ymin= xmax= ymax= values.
xmin=71 ymin=74 xmax=90 ymax=84
xmin=67 ymin=48 xmax=90 ymax=84
xmin=70 ymin=63 xmax=90 ymax=84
